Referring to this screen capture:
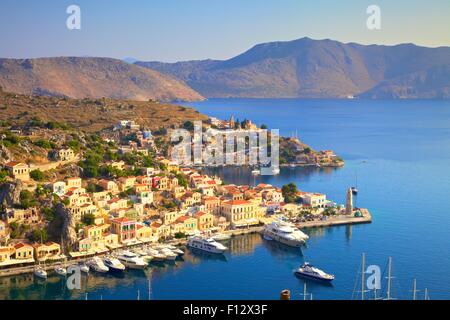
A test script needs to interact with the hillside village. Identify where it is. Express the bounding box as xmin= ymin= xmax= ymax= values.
xmin=0 ymin=111 xmax=347 ymax=268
